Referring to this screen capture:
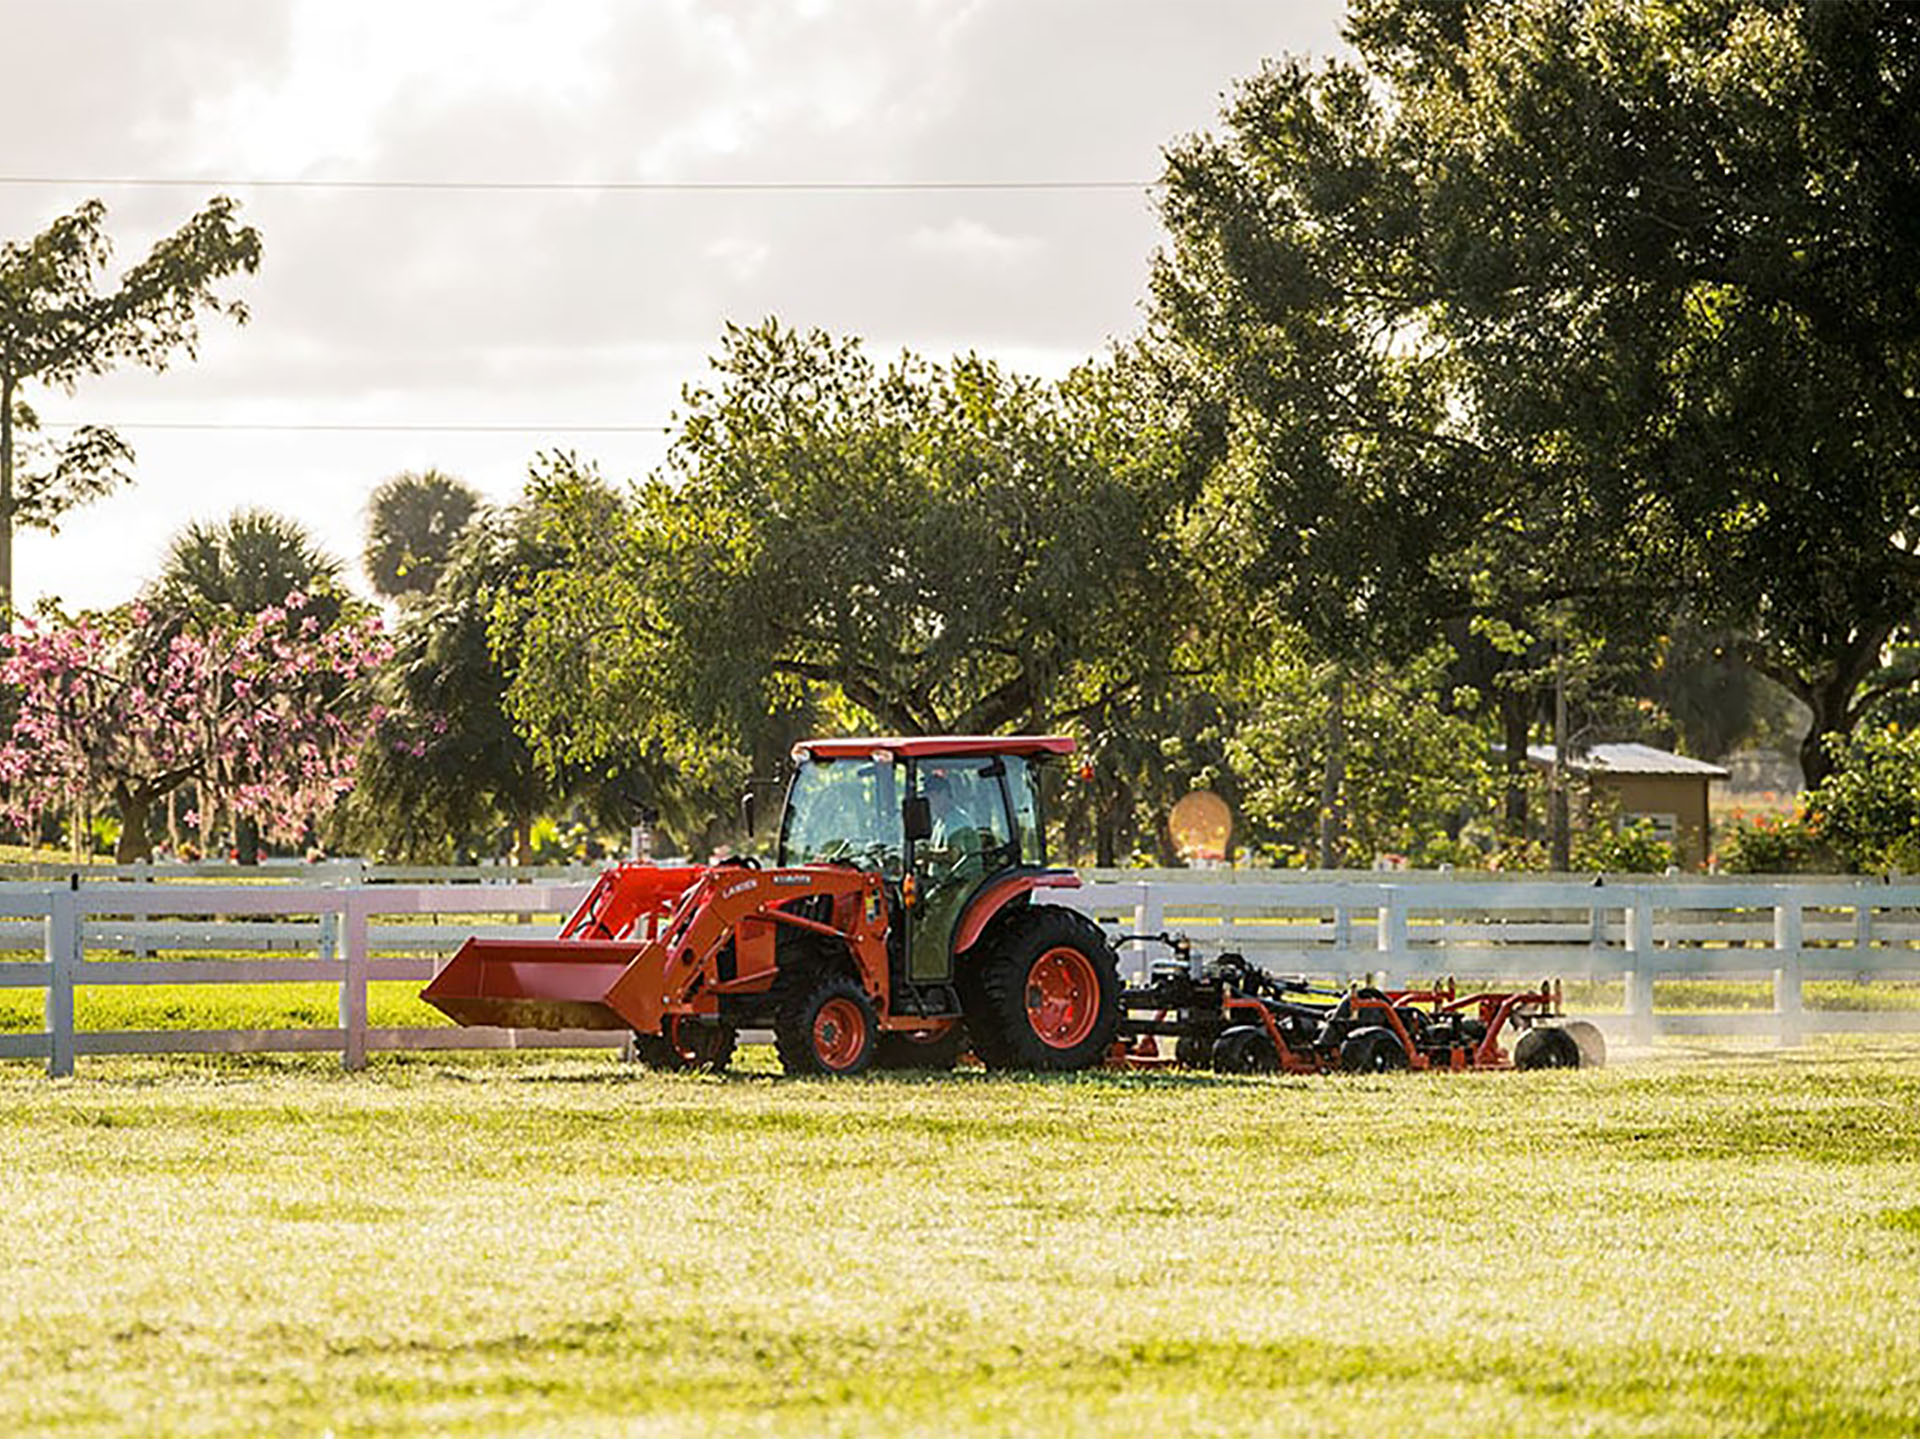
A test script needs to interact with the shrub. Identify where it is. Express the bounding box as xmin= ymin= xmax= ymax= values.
xmin=1806 ymin=724 xmax=1920 ymax=873
xmin=1714 ymin=809 xmax=1833 ymax=874
xmin=1574 ymin=816 xmax=1676 ymax=874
